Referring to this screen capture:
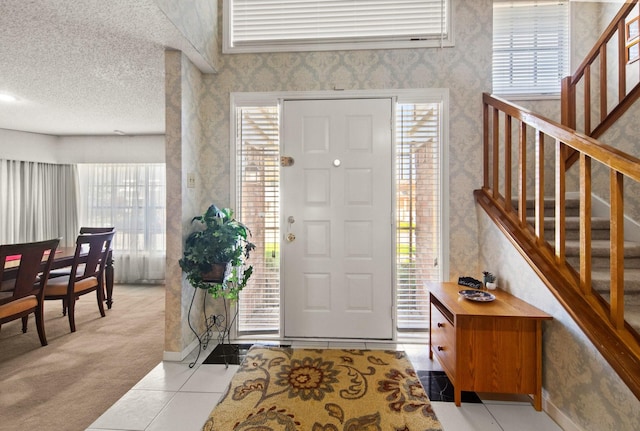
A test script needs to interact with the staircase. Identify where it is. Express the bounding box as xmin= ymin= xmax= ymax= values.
xmin=530 ymin=198 xmax=640 ymax=333
xmin=477 ymin=0 xmax=640 ymax=399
